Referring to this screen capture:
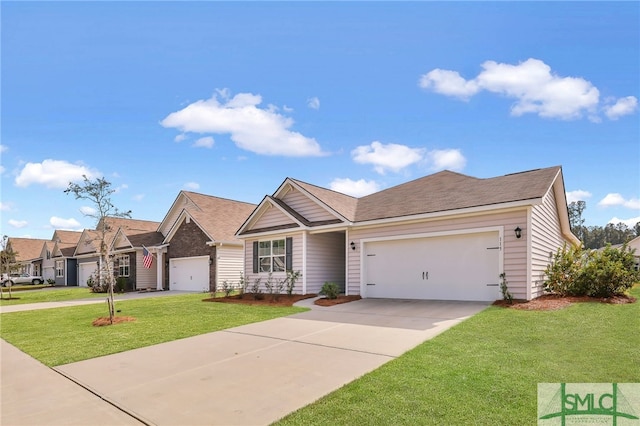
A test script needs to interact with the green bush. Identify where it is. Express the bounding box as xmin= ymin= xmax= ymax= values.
xmin=319 ymin=282 xmax=340 ymax=299
xmin=544 ymin=243 xmax=639 ymax=297
xmin=115 ymin=277 xmax=128 ymax=293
